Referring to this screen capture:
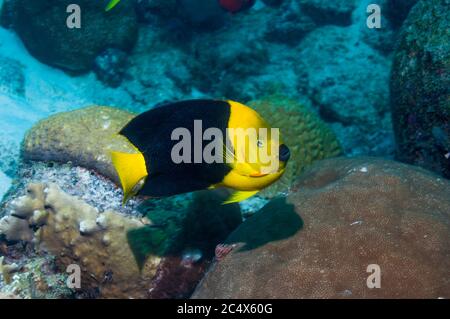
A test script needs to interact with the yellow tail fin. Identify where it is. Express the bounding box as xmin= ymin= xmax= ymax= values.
xmin=111 ymin=151 xmax=148 ymax=204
